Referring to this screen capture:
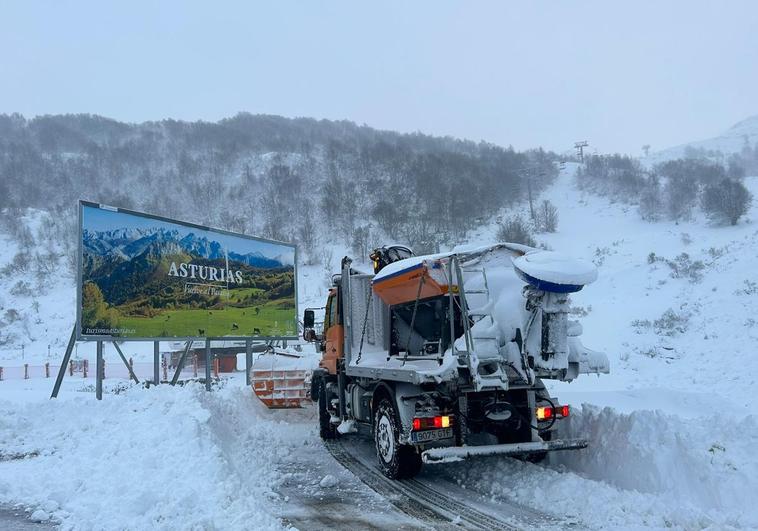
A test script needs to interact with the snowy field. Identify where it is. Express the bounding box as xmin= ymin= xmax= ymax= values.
xmin=1 ymin=164 xmax=757 ymax=529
